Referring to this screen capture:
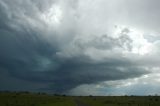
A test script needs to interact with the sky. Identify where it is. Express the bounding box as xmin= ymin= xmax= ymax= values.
xmin=1 ymin=0 xmax=160 ymax=96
